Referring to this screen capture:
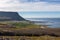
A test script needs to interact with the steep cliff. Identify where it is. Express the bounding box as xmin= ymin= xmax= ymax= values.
xmin=0 ymin=11 xmax=25 ymax=21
